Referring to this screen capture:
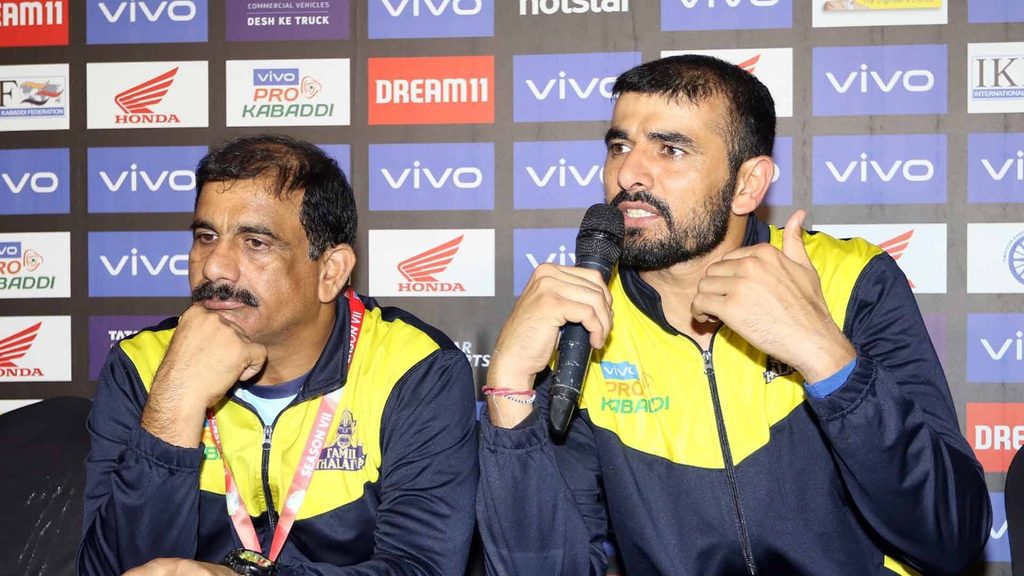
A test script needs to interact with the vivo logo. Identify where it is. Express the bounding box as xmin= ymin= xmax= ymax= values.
xmin=381 ymin=161 xmax=482 ymax=189
xmin=380 ymin=0 xmax=482 ymax=15
xmin=98 ymin=0 xmax=196 ymax=22
xmin=601 ymin=361 xmax=639 ymax=380
xmin=253 ymin=68 xmax=298 ymax=86
xmin=677 ymin=0 xmax=777 ymax=6
xmin=0 ymin=243 xmax=21 ymax=258
xmin=982 ymin=151 xmax=1024 ymax=181
xmin=99 ymin=164 xmax=195 ymax=192
xmin=100 ymin=248 xmax=188 ymax=277
xmin=526 ymin=159 xmax=601 ymax=187
xmin=2 ymin=172 xmax=59 ymax=194
xmin=981 ymin=331 xmax=1024 ymax=361
xmin=826 ymin=154 xmax=934 ymax=183
xmin=826 ymin=65 xmax=934 ymax=94
xmin=525 ymin=244 xmax=576 ymax=268
xmin=526 ymin=72 xmax=615 ymax=101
